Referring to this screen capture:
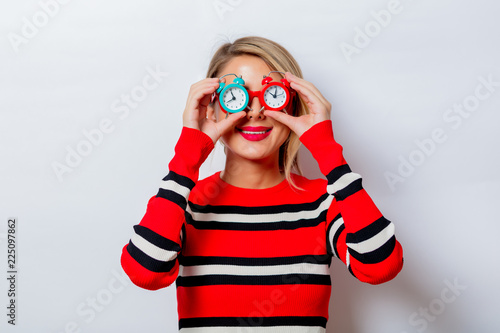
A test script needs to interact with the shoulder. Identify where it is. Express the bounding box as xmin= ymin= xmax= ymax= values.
xmin=289 ymin=172 xmax=328 ymax=192
xmin=192 ymin=172 xmax=220 ymax=192
xmin=188 ymin=172 xmax=220 ymax=204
